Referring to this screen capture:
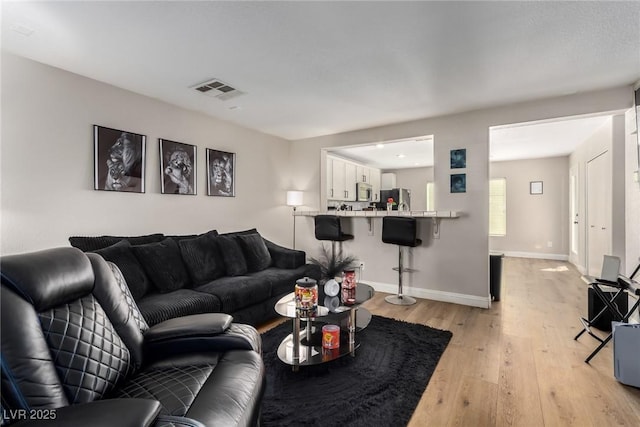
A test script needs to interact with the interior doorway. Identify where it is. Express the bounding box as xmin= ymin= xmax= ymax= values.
xmin=586 ymin=150 xmax=611 ymax=276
